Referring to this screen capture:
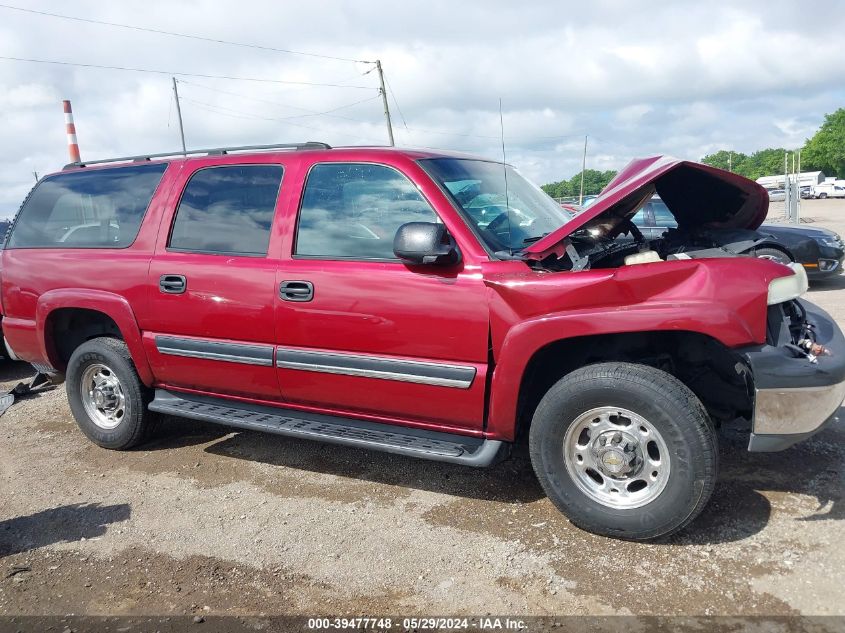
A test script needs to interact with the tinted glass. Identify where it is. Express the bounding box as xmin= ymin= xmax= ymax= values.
xmin=169 ymin=165 xmax=283 ymax=256
xmin=295 ymin=163 xmax=437 ymax=259
xmin=7 ymin=163 xmax=167 ymax=248
xmin=421 ymin=158 xmax=572 ymax=253
xmin=631 ymin=209 xmax=647 ymax=227
xmin=0 ymin=219 xmax=9 ymax=249
xmin=651 ymin=202 xmax=678 ymax=228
